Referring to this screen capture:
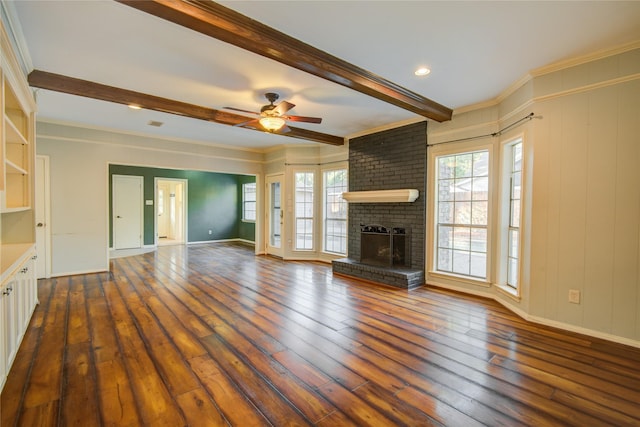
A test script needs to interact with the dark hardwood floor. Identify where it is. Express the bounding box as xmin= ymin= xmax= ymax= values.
xmin=2 ymin=242 xmax=640 ymax=426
